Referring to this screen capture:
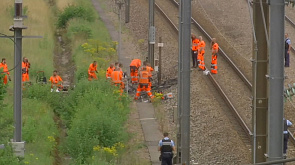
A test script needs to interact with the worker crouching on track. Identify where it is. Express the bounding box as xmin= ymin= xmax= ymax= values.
xmin=0 ymin=58 xmax=11 ymax=85
xmin=144 ymin=61 xmax=154 ymax=88
xmin=88 ymin=61 xmax=98 ymax=81
xmin=106 ymin=63 xmax=115 ymax=79
xmin=198 ymin=36 xmax=206 ymax=71
xmin=130 ymin=59 xmax=141 ymax=84
xmin=134 ymin=66 xmax=154 ymax=101
xmin=49 ymin=70 xmax=63 ymax=92
xmin=211 ymin=38 xmax=219 ymax=74
xmin=111 ymin=67 xmax=125 ymax=95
